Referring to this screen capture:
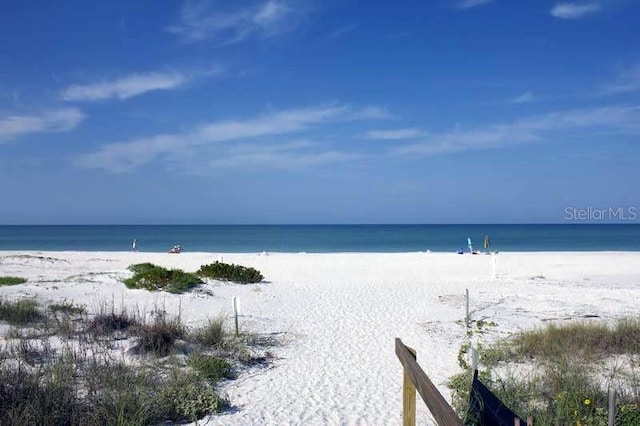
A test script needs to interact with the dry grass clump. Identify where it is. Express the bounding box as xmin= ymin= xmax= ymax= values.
xmin=0 ymin=299 xmax=43 ymax=326
xmin=132 ymin=314 xmax=185 ymax=356
xmin=87 ymin=310 xmax=138 ymax=336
